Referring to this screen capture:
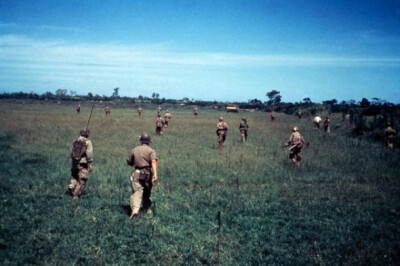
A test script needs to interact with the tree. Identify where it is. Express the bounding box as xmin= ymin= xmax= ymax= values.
xmin=112 ymin=88 xmax=119 ymax=98
xmin=56 ymin=89 xmax=67 ymax=98
xmin=360 ymin=98 xmax=370 ymax=108
xmin=266 ymin=90 xmax=281 ymax=105
xmin=249 ymin=98 xmax=262 ymax=104
xmin=303 ymin=97 xmax=312 ymax=104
